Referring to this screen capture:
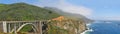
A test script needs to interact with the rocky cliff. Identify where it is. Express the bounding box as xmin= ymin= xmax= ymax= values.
xmin=42 ymin=16 xmax=87 ymax=34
